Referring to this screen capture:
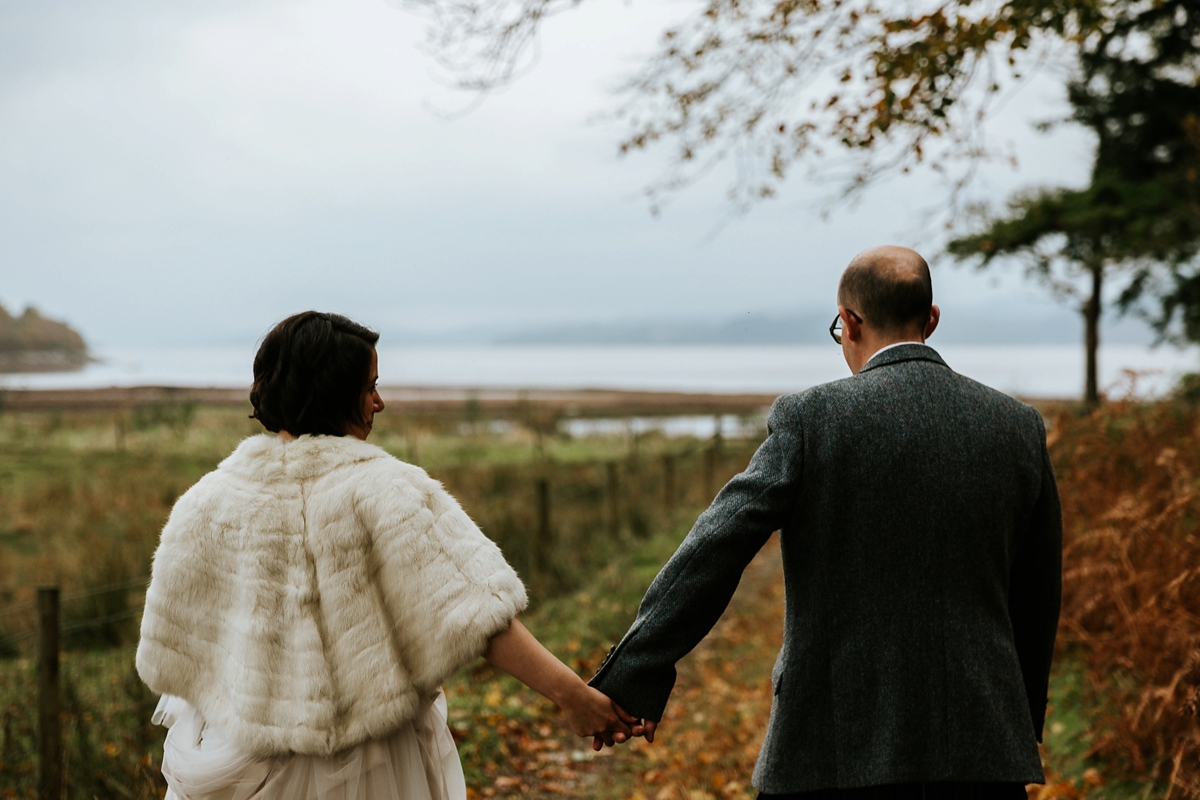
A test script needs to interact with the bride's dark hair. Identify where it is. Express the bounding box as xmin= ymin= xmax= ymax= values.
xmin=250 ymin=311 xmax=379 ymax=436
